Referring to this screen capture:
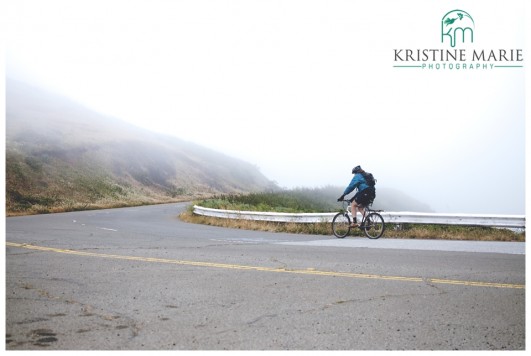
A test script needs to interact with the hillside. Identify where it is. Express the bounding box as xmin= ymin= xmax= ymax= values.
xmin=5 ymin=78 xmax=278 ymax=215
